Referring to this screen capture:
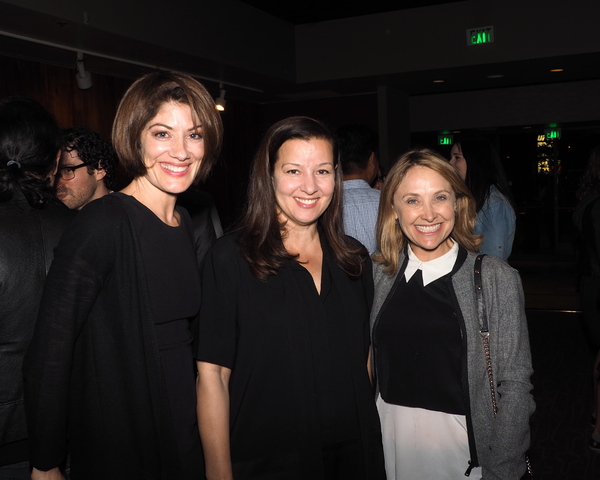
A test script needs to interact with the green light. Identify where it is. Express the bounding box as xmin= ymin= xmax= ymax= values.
xmin=544 ymin=127 xmax=561 ymax=140
xmin=467 ymin=26 xmax=494 ymax=46
xmin=438 ymin=134 xmax=453 ymax=146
